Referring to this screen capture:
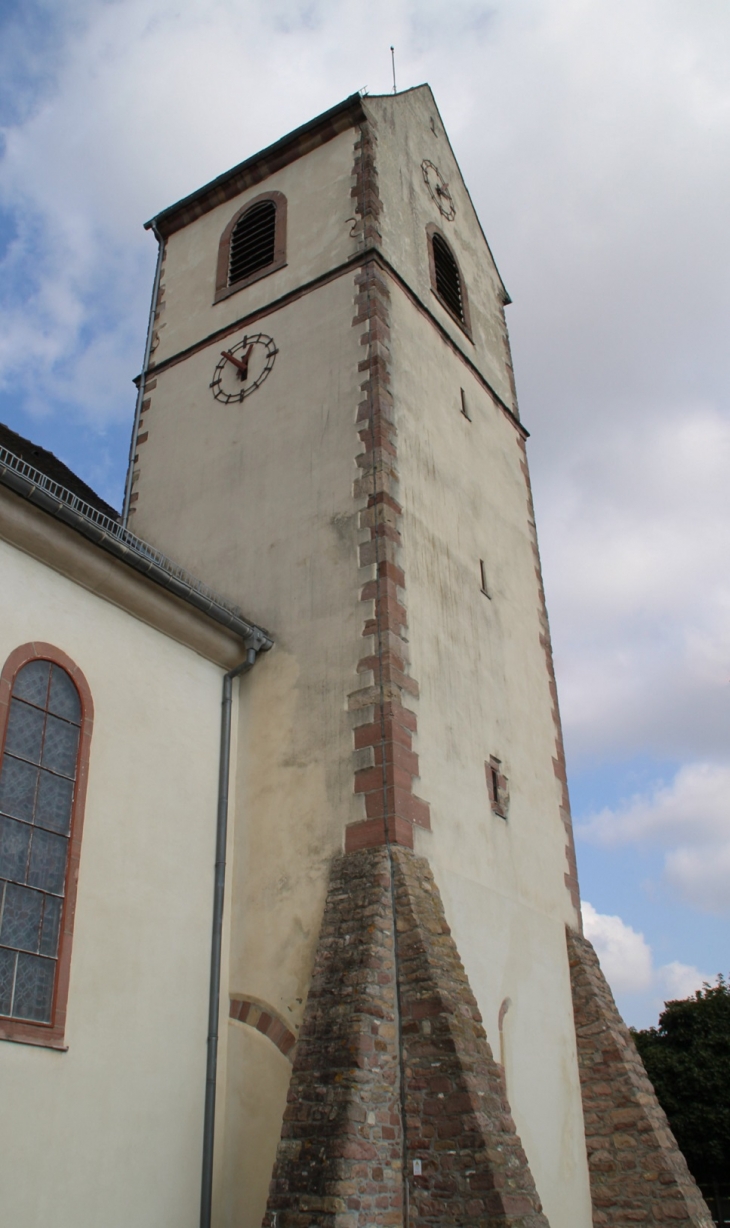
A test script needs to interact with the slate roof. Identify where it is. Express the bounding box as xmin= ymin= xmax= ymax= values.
xmin=0 ymin=421 xmax=119 ymax=520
